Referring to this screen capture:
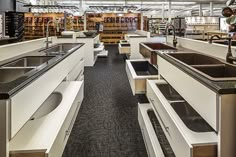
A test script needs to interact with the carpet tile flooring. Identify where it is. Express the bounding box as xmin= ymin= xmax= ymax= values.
xmin=62 ymin=45 xmax=148 ymax=157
